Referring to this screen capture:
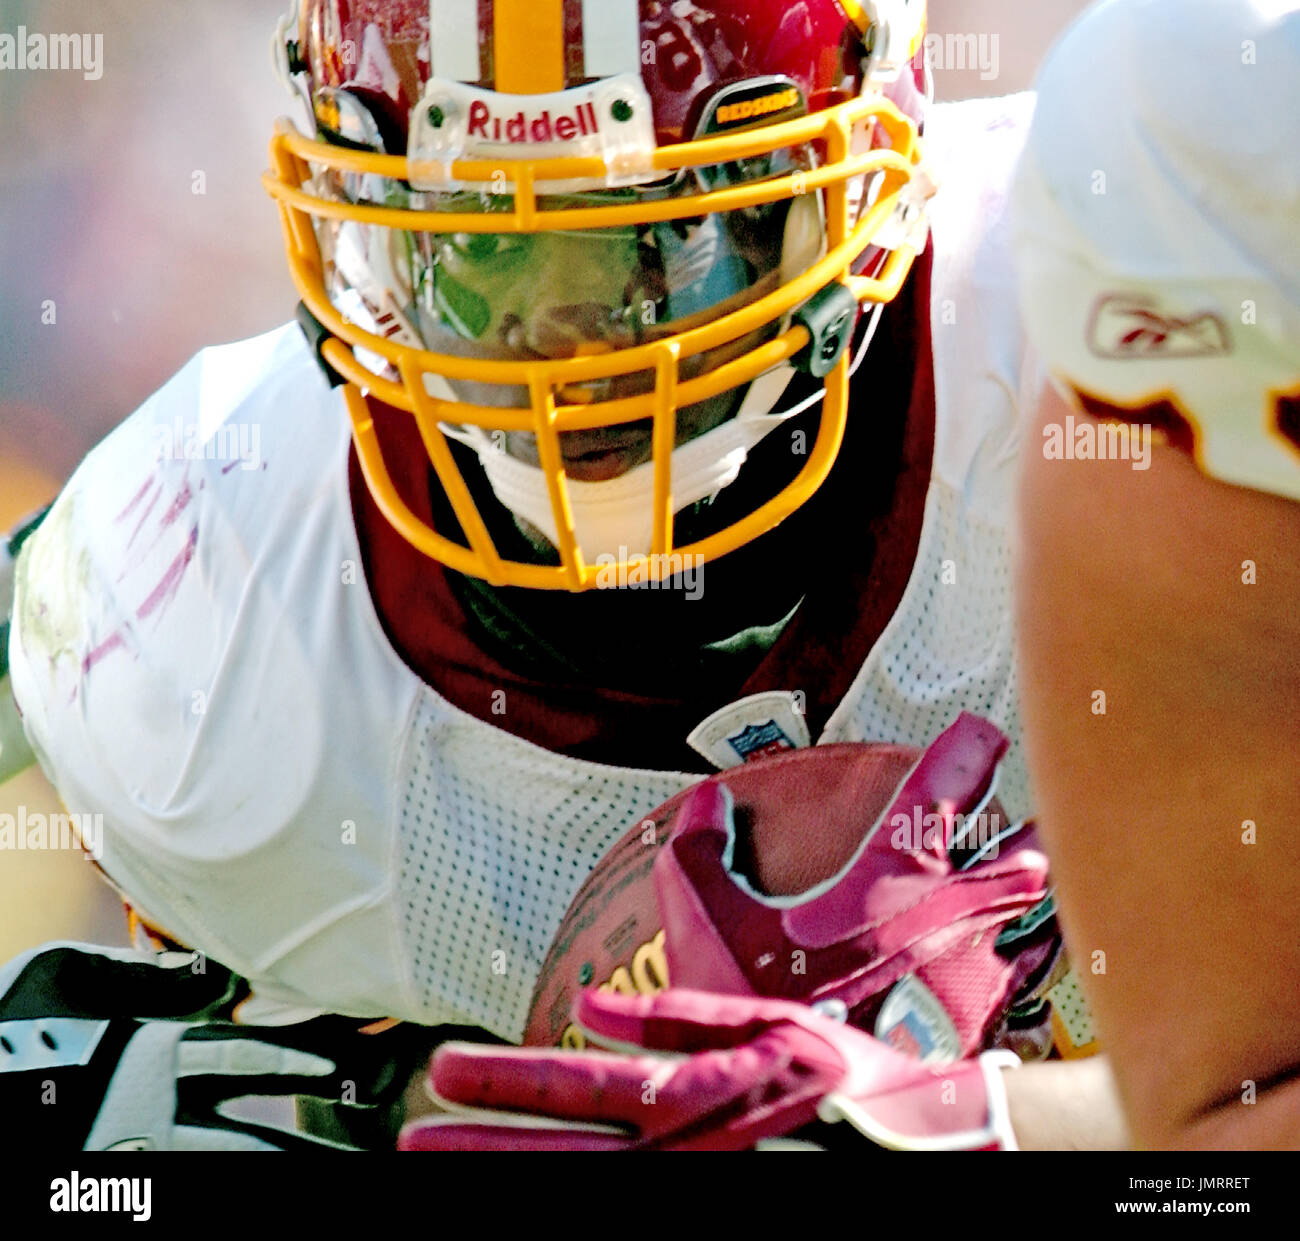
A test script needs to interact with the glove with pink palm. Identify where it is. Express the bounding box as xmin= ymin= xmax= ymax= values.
xmin=399 ymin=988 xmax=1019 ymax=1151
